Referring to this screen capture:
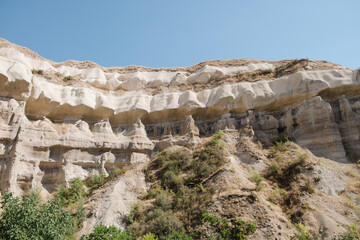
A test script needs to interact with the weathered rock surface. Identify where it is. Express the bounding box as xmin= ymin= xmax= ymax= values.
xmin=0 ymin=39 xmax=359 ymax=195
xmin=0 ymin=39 xmax=360 ymax=238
